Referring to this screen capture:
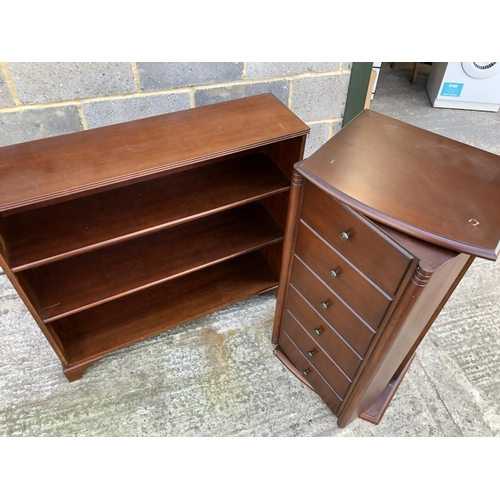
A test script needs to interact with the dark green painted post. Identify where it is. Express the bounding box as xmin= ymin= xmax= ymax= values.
xmin=342 ymin=62 xmax=373 ymax=127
